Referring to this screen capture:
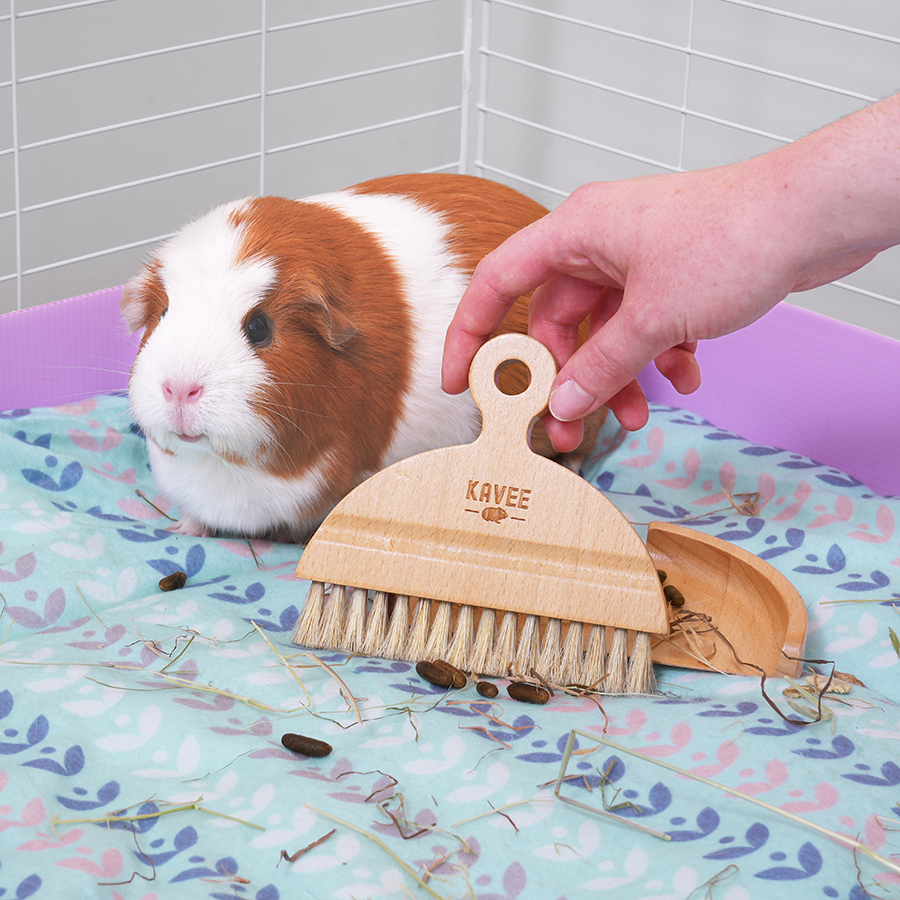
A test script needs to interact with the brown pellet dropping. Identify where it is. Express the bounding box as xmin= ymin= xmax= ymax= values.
xmin=158 ymin=571 xmax=187 ymax=592
xmin=656 ymin=569 xmax=668 ymax=584
xmin=281 ymin=733 xmax=333 ymax=757
xmin=475 ymin=681 xmax=499 ymax=699
xmin=506 ymin=681 xmax=550 ymax=705
xmin=416 ymin=659 xmax=466 ymax=690
xmin=663 ymin=584 xmax=685 ymax=607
